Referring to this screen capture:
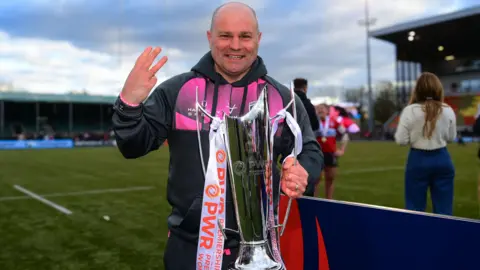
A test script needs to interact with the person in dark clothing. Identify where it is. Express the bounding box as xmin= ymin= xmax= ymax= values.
xmin=293 ymin=78 xmax=320 ymax=132
xmin=111 ymin=2 xmax=323 ymax=269
xmin=474 ymin=106 xmax=480 ymax=137
xmin=474 ymin=106 xmax=480 ymax=159
xmin=474 ymin=106 xmax=480 ymax=210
